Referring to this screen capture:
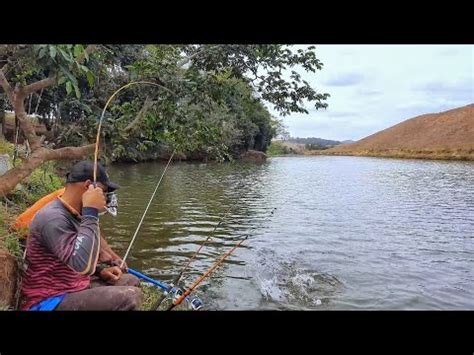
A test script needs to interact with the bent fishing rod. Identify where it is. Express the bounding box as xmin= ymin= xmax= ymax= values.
xmin=90 ymin=80 xmax=177 ymax=269
xmin=93 ymin=81 xmax=175 ymax=184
